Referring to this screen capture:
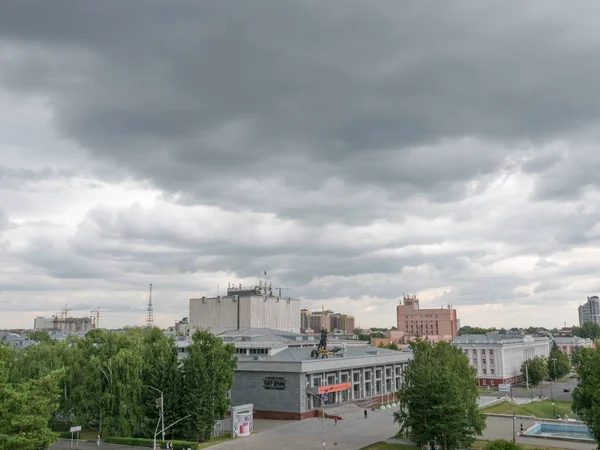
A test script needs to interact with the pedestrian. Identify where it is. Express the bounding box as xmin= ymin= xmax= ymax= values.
xmin=96 ymin=433 xmax=101 ymax=446
xmin=334 ymin=416 xmax=338 ymax=426
xmin=364 ymin=409 xmax=368 ymax=419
